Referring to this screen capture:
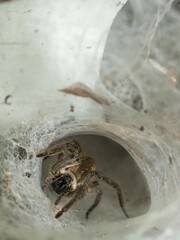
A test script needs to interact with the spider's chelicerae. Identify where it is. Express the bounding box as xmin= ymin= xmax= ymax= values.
xmin=36 ymin=139 xmax=129 ymax=219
